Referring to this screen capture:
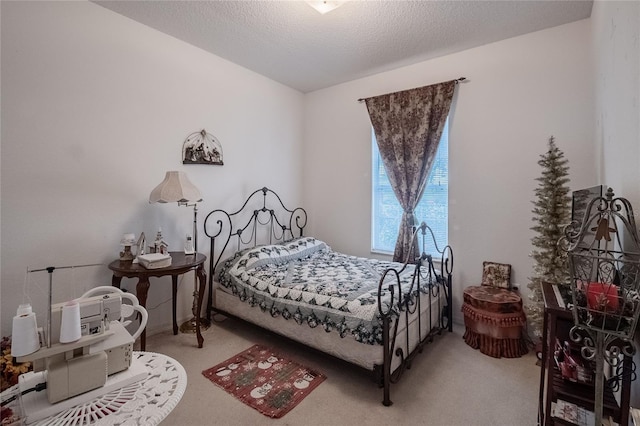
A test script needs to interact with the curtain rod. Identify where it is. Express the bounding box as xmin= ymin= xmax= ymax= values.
xmin=357 ymin=77 xmax=466 ymax=103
